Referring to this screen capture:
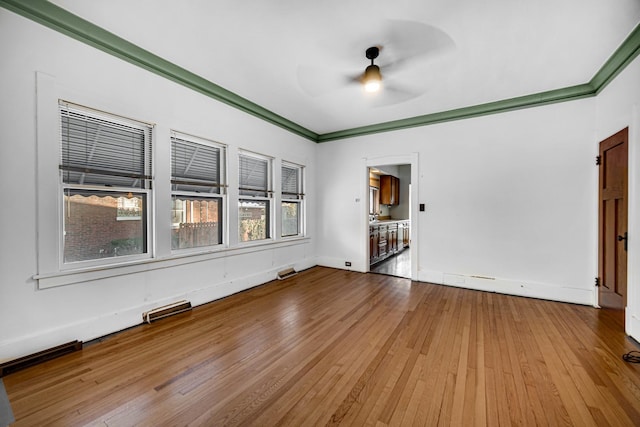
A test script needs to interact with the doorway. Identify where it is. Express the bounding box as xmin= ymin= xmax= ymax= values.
xmin=598 ymin=127 xmax=628 ymax=325
xmin=368 ymin=163 xmax=412 ymax=279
